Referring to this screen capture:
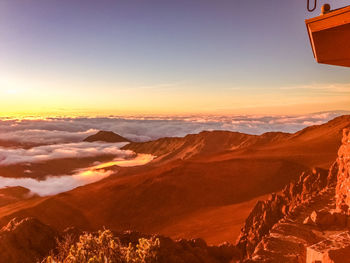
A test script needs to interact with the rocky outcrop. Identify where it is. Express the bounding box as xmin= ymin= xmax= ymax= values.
xmin=303 ymin=209 xmax=350 ymax=229
xmin=0 ymin=217 xmax=57 ymax=263
xmin=237 ymin=128 xmax=350 ymax=262
xmin=241 ymin=187 xmax=336 ymax=262
xmin=236 ymin=167 xmax=335 ymax=258
xmin=336 ymin=128 xmax=350 ymax=214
